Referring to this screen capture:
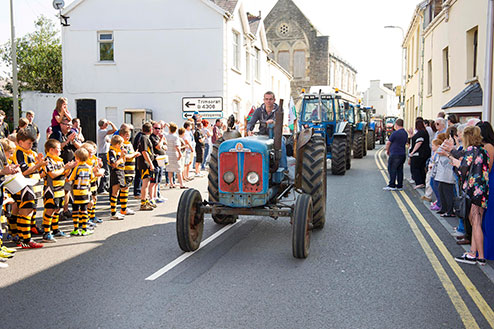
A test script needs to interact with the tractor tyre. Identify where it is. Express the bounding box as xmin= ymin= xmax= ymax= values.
xmin=344 ymin=125 xmax=352 ymax=170
xmin=207 ymin=138 xmax=237 ymax=225
xmin=176 ymin=189 xmax=204 ymax=252
xmin=363 ymin=132 xmax=368 ymax=157
xmin=292 ymin=194 xmax=312 ymax=259
xmin=367 ymin=130 xmax=375 ymax=150
xmin=331 ymin=136 xmax=346 ymax=176
xmin=300 ymin=135 xmax=327 ymax=229
xmin=353 ymin=131 xmax=364 ymax=159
